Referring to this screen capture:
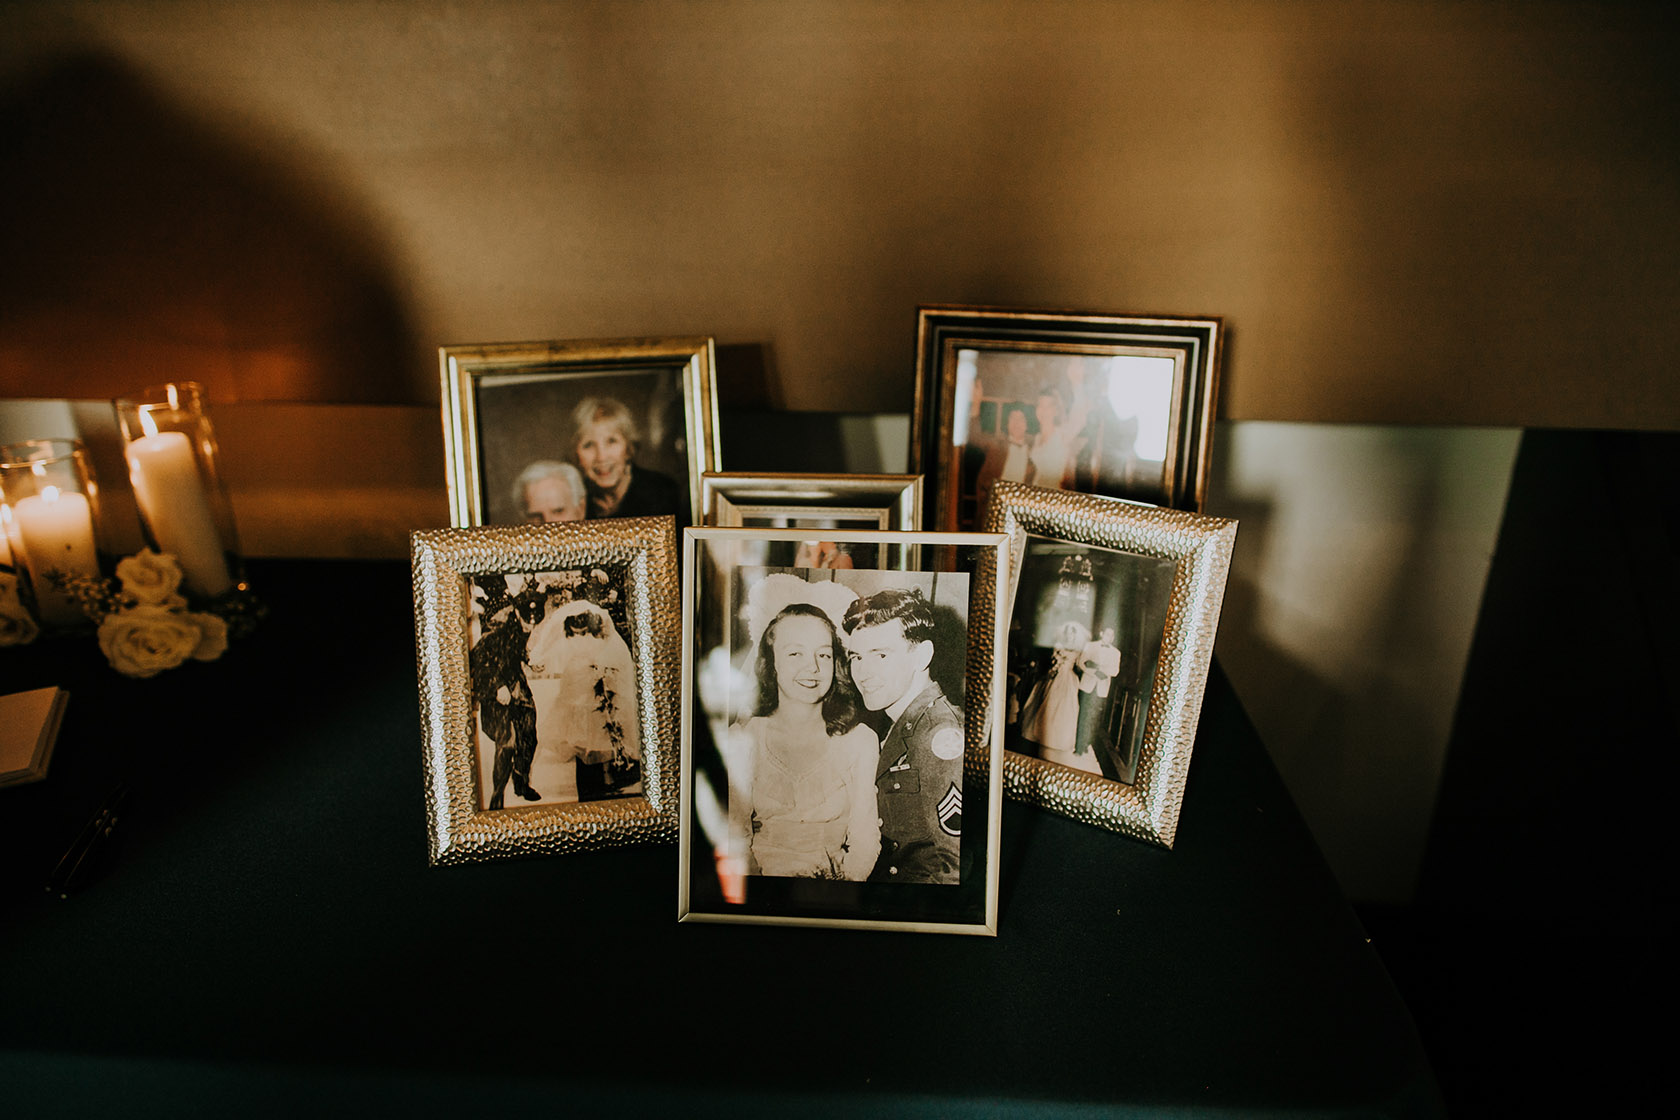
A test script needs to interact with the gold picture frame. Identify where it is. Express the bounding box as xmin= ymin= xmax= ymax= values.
xmin=440 ymin=337 xmax=720 ymax=528
xmin=412 ymin=516 xmax=680 ymax=864
xmin=677 ymin=526 xmax=1008 ymax=935
xmin=910 ymin=305 xmax=1222 ymax=532
xmin=984 ymin=481 xmax=1236 ymax=847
